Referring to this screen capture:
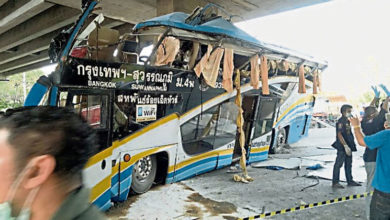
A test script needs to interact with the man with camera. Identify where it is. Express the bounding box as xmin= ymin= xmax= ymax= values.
xmin=350 ymin=111 xmax=390 ymax=220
